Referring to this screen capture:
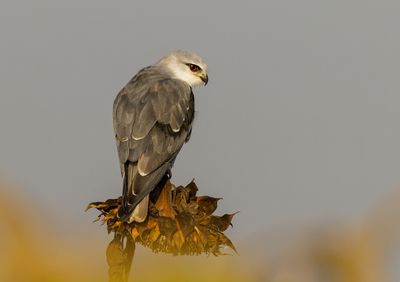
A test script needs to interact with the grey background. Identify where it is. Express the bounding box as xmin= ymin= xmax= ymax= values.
xmin=1 ymin=0 xmax=400 ymax=245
